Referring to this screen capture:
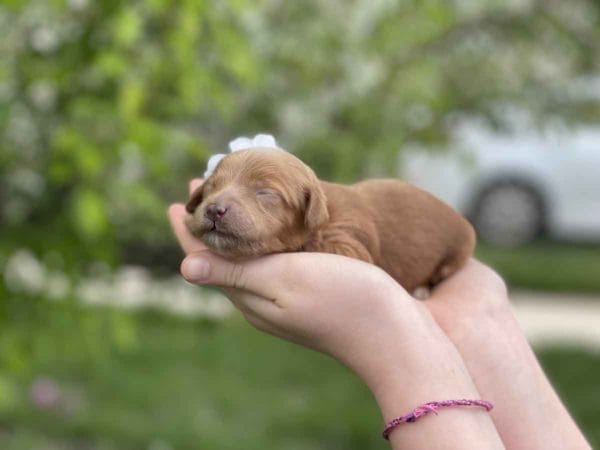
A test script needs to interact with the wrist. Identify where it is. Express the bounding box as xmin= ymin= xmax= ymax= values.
xmin=355 ymin=307 xmax=503 ymax=448
xmin=370 ymin=348 xmax=482 ymax=424
xmin=355 ymin=304 xmax=482 ymax=422
xmin=335 ymin=288 xmax=430 ymax=390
